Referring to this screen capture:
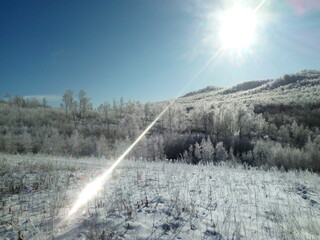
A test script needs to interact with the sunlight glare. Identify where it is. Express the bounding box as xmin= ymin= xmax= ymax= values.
xmin=219 ymin=4 xmax=257 ymax=50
